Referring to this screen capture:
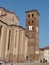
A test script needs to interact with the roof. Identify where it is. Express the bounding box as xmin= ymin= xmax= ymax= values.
xmin=39 ymin=46 xmax=49 ymax=50
xmin=0 ymin=7 xmax=14 ymax=14
xmin=0 ymin=7 xmax=19 ymax=20
xmin=9 ymin=24 xmax=25 ymax=30
xmin=43 ymin=46 xmax=49 ymax=49
xmin=0 ymin=20 xmax=25 ymax=30
xmin=25 ymin=10 xmax=40 ymax=15
xmin=39 ymin=48 xmax=44 ymax=51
